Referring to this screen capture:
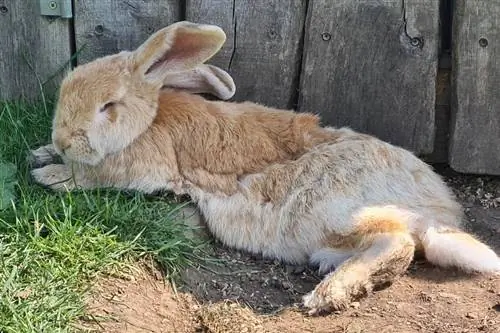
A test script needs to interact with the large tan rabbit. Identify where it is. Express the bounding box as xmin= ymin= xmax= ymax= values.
xmin=31 ymin=21 xmax=500 ymax=315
